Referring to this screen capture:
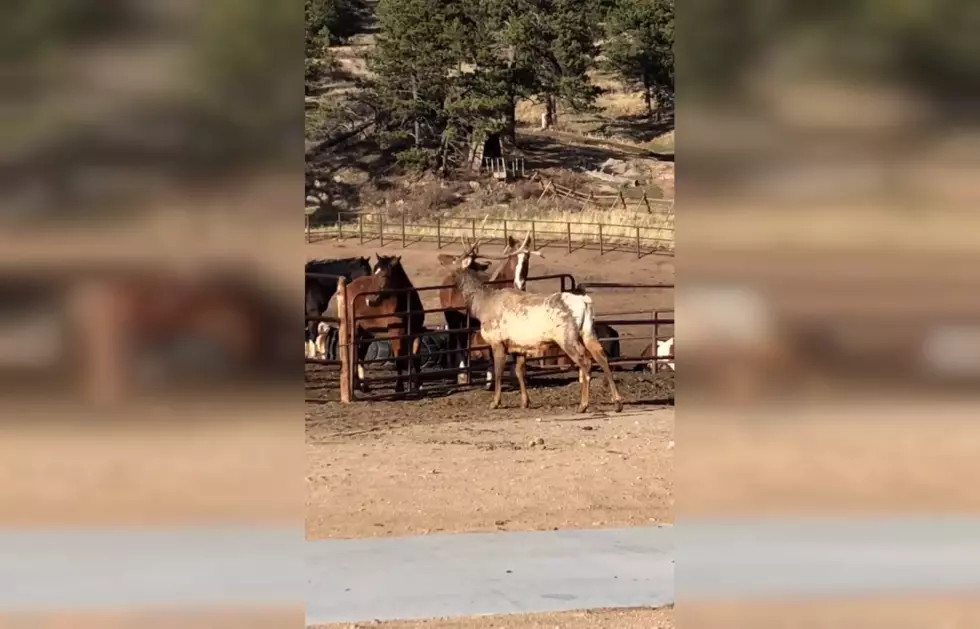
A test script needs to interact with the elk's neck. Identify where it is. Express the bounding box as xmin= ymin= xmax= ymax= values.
xmin=455 ymin=269 xmax=492 ymax=319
